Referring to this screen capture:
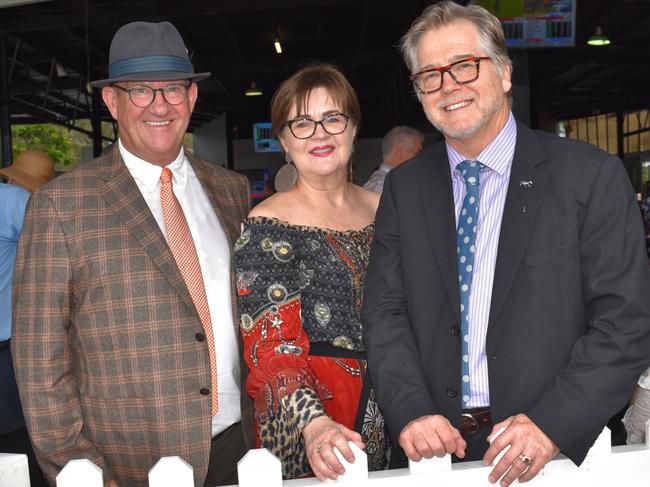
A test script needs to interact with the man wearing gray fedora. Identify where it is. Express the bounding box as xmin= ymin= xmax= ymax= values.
xmin=12 ymin=21 xmax=253 ymax=487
